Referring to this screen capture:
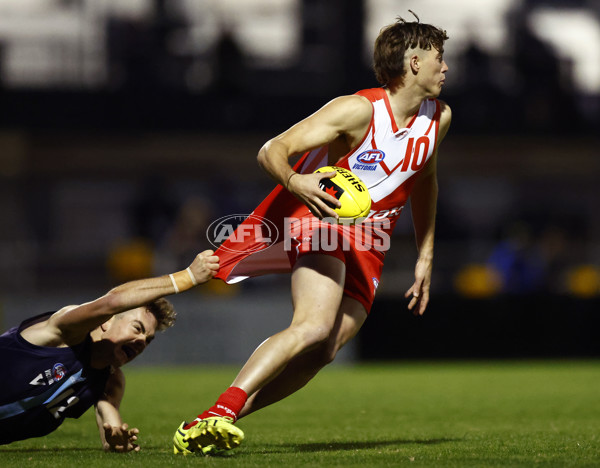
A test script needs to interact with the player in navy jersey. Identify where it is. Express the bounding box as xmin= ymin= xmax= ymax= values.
xmin=174 ymin=13 xmax=451 ymax=455
xmin=0 ymin=250 xmax=219 ymax=452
